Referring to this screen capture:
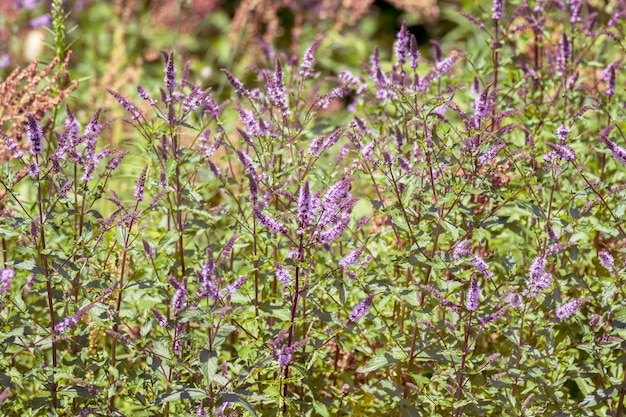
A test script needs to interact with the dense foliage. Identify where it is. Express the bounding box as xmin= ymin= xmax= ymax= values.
xmin=1 ymin=0 xmax=625 ymax=416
